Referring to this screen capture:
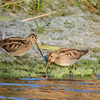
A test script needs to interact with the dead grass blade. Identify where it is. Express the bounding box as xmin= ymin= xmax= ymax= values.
xmin=90 ymin=25 xmax=99 ymax=30
xmin=0 ymin=0 xmax=24 ymax=8
xmin=20 ymin=11 xmax=56 ymax=22
xmin=84 ymin=0 xmax=96 ymax=14
xmin=2 ymin=23 xmax=5 ymax=39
